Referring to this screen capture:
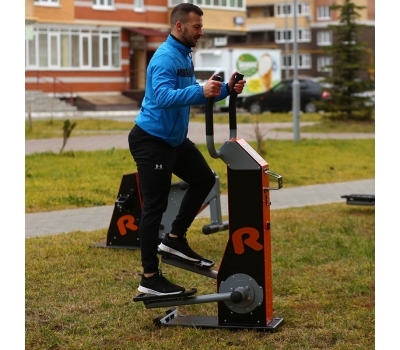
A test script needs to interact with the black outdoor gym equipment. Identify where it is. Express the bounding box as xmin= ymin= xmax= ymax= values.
xmin=341 ymin=194 xmax=375 ymax=206
xmin=92 ymin=170 xmax=227 ymax=249
xmin=133 ymin=73 xmax=284 ymax=332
